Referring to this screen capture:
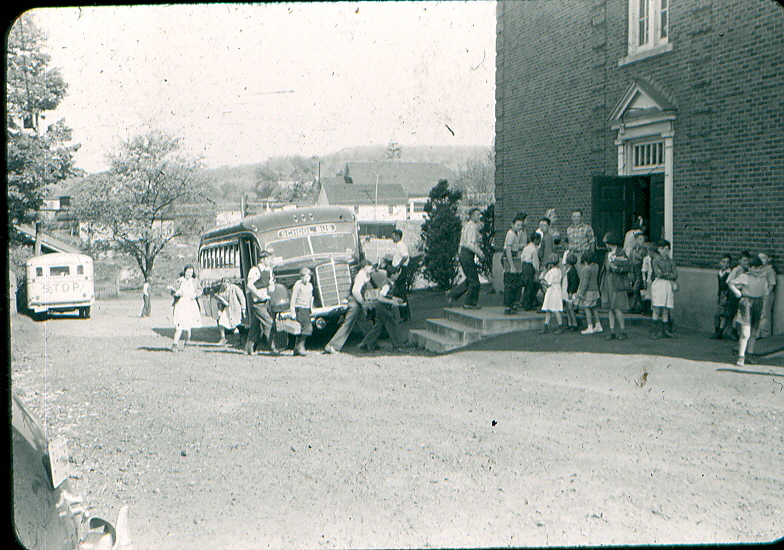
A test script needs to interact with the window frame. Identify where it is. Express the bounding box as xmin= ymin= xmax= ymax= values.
xmin=622 ymin=0 xmax=672 ymax=65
